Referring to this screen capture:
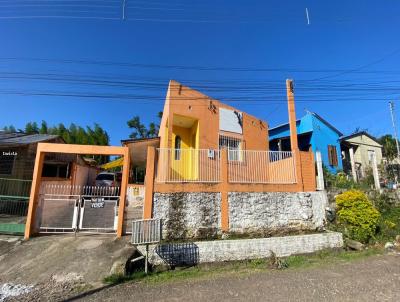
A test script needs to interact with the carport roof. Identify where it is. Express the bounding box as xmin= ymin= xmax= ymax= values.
xmin=0 ymin=132 xmax=60 ymax=146
xmin=121 ymin=137 xmax=160 ymax=166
